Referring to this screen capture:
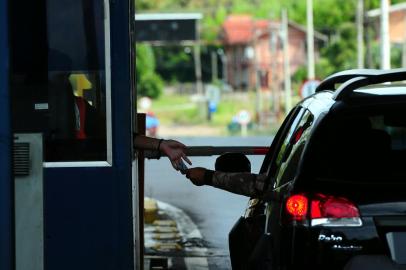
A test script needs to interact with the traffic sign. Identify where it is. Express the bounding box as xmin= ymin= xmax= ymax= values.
xmin=236 ymin=110 xmax=251 ymax=125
